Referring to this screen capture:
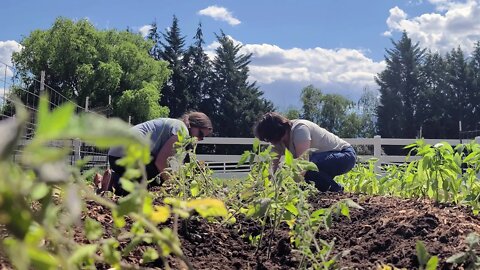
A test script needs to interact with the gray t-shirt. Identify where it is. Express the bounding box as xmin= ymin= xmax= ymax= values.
xmin=108 ymin=118 xmax=188 ymax=157
xmin=275 ymin=119 xmax=351 ymax=158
